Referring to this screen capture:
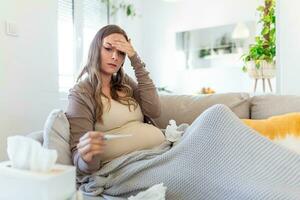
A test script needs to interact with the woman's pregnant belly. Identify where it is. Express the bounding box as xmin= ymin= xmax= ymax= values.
xmin=100 ymin=121 xmax=166 ymax=163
